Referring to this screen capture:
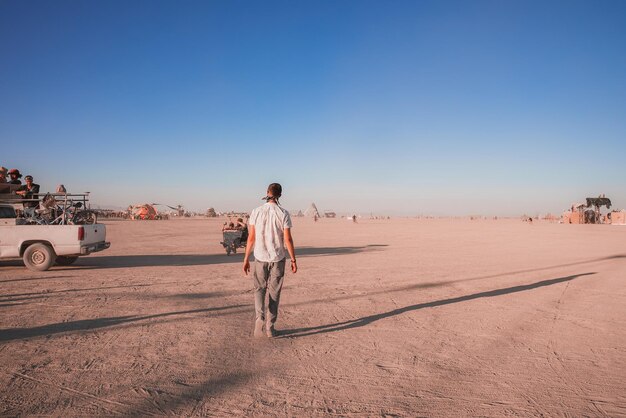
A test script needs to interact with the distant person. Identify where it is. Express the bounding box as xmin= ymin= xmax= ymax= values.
xmin=16 ymin=175 xmax=40 ymax=214
xmin=352 ymin=214 xmax=357 ymax=223
xmin=236 ymin=217 xmax=249 ymax=244
xmin=56 ymin=184 xmax=67 ymax=193
xmin=0 ymin=167 xmax=8 ymax=194
xmin=8 ymin=169 xmax=22 ymax=185
xmin=243 ymin=183 xmax=297 ymax=338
